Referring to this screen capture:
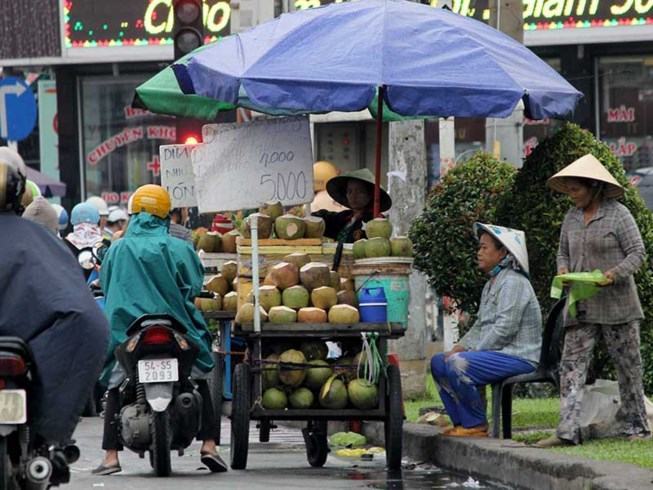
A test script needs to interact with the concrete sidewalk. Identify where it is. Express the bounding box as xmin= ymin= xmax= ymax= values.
xmin=400 ymin=423 xmax=653 ymax=490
